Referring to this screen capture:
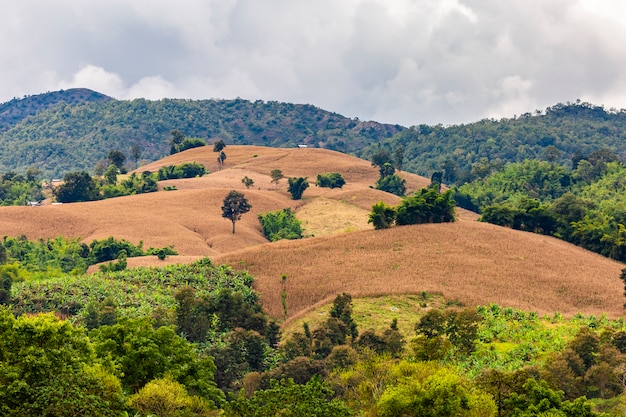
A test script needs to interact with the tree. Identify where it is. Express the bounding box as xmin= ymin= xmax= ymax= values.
xmin=371 ymin=148 xmax=394 ymax=175
xmin=287 ymin=177 xmax=309 ymax=200
xmin=104 ymin=164 xmax=118 ymax=185
xmin=270 ymin=169 xmax=284 ymax=188
xmin=53 ymin=171 xmax=100 ymax=203
xmin=130 ymin=142 xmax=142 ymax=168
xmin=129 ymin=376 xmax=215 ymax=417
xmin=107 ymin=150 xmax=126 ymax=170
xmin=218 ymin=151 xmax=227 ymax=169
xmin=394 ymin=145 xmax=404 ymax=171
xmin=170 ymin=130 xmax=185 ymax=154
xmin=242 ymin=176 xmax=254 ymax=189
xmin=375 ymin=173 xmax=406 ymax=196
xmin=222 ymin=190 xmax=252 ymax=234
xmin=213 ymin=139 xmax=226 ymax=152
